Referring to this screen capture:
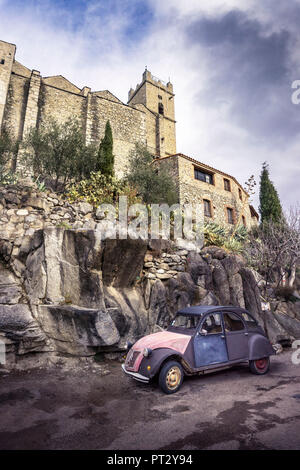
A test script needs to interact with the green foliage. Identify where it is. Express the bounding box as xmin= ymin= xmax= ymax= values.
xmin=0 ymin=130 xmax=12 ymax=167
xmin=126 ymin=144 xmax=178 ymax=205
xmin=67 ymin=171 xmax=140 ymax=207
xmin=24 ymin=118 xmax=98 ymax=188
xmin=31 ymin=175 xmax=46 ymax=192
xmin=259 ymin=162 xmax=282 ymax=224
xmin=57 ymin=221 xmax=72 ymax=230
xmin=204 ymin=222 xmax=248 ymax=254
xmin=274 ymin=286 xmax=297 ymax=302
xmin=96 ymin=120 xmax=114 ymax=177
xmin=0 ymin=171 xmax=18 ymax=185
xmin=0 ymin=131 xmax=19 ymax=184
